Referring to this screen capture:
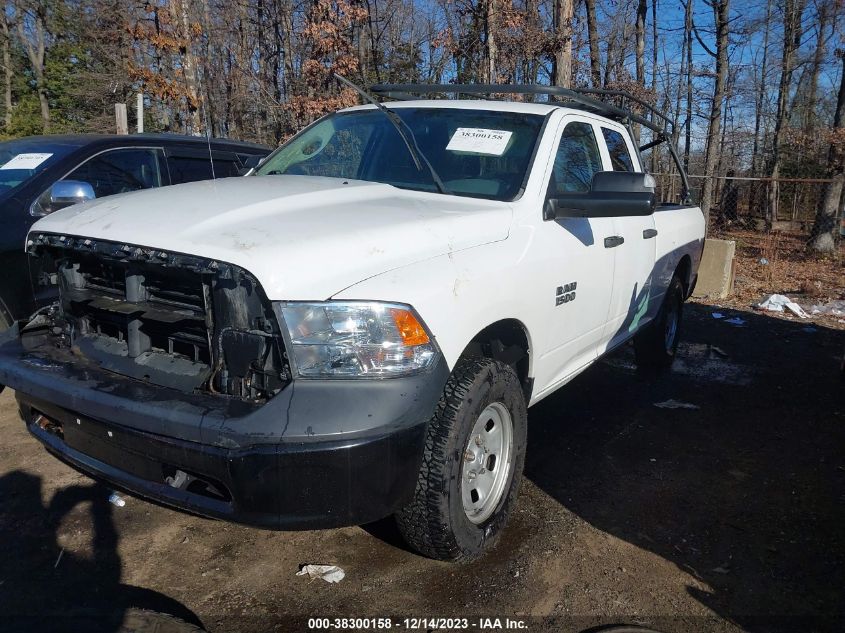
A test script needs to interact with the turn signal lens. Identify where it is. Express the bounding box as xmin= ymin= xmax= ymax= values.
xmin=276 ymin=301 xmax=438 ymax=378
xmin=390 ymin=308 xmax=430 ymax=346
